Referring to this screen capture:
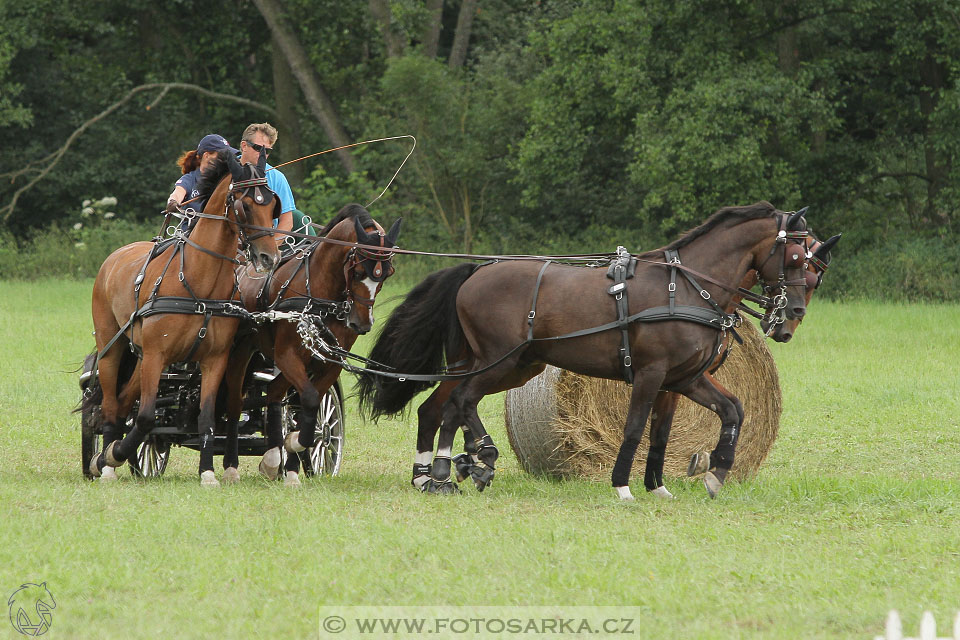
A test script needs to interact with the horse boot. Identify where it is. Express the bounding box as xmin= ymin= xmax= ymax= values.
xmin=411 ymin=463 xmax=432 ymax=492
xmin=259 ymin=403 xmax=283 ymax=481
xmin=424 ymin=456 xmax=460 ymax=495
xmin=702 ymin=426 xmax=737 ymax=498
xmin=453 ymin=429 xmax=481 ymax=482
xmin=468 ymin=435 xmax=498 ymax=492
